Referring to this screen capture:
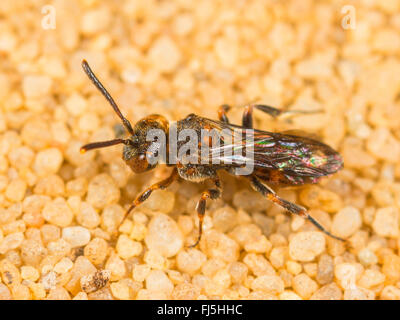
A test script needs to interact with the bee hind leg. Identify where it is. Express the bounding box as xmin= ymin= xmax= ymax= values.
xmin=249 ymin=176 xmax=345 ymax=242
xmin=217 ymin=104 xmax=231 ymax=123
xmin=242 ymin=104 xmax=284 ymax=128
xmin=218 ymin=103 xmax=319 ymax=129
xmin=217 ymin=103 xmax=283 ymax=128
xmin=243 ymin=104 xmax=322 ymax=129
